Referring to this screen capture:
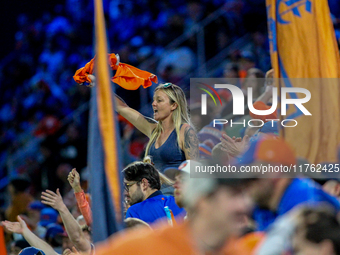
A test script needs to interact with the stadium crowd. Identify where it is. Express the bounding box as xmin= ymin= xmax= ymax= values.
xmin=1 ymin=0 xmax=340 ymax=255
